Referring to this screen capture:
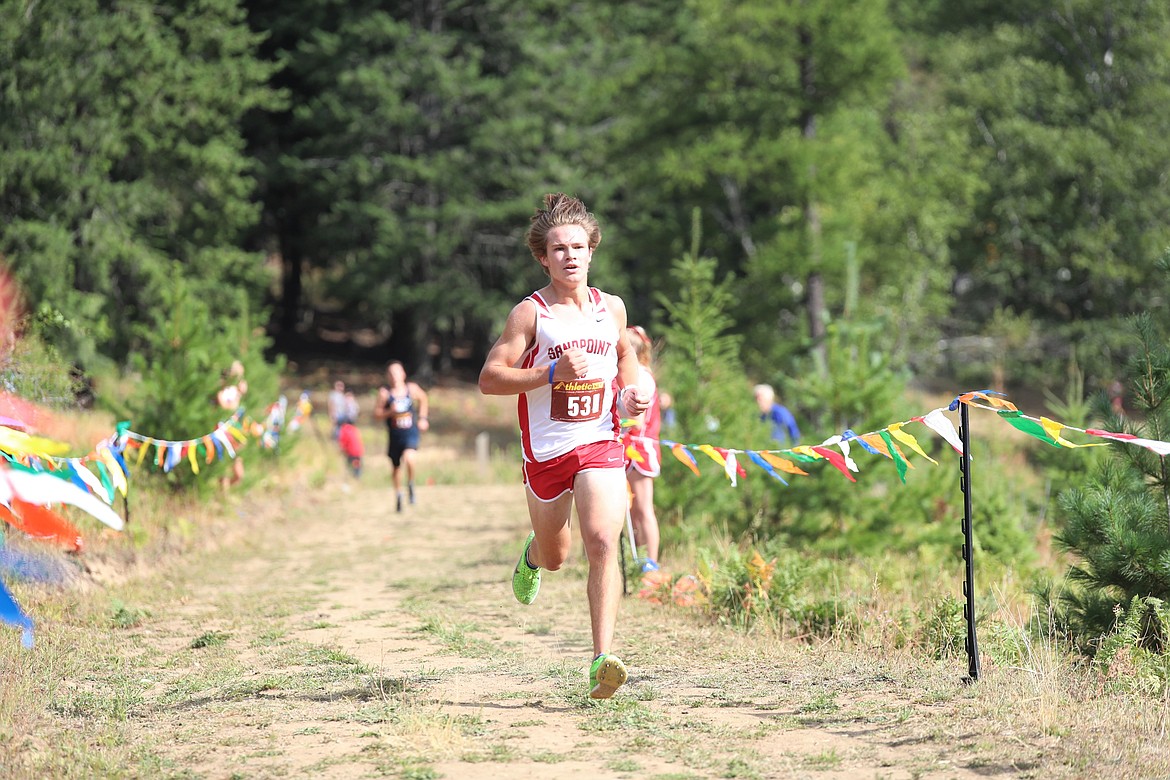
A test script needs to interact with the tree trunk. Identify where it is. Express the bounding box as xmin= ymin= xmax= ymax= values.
xmin=279 ymin=239 xmax=303 ymax=337
xmin=414 ymin=315 xmax=434 ymax=386
xmin=799 ymin=25 xmax=827 ymax=372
